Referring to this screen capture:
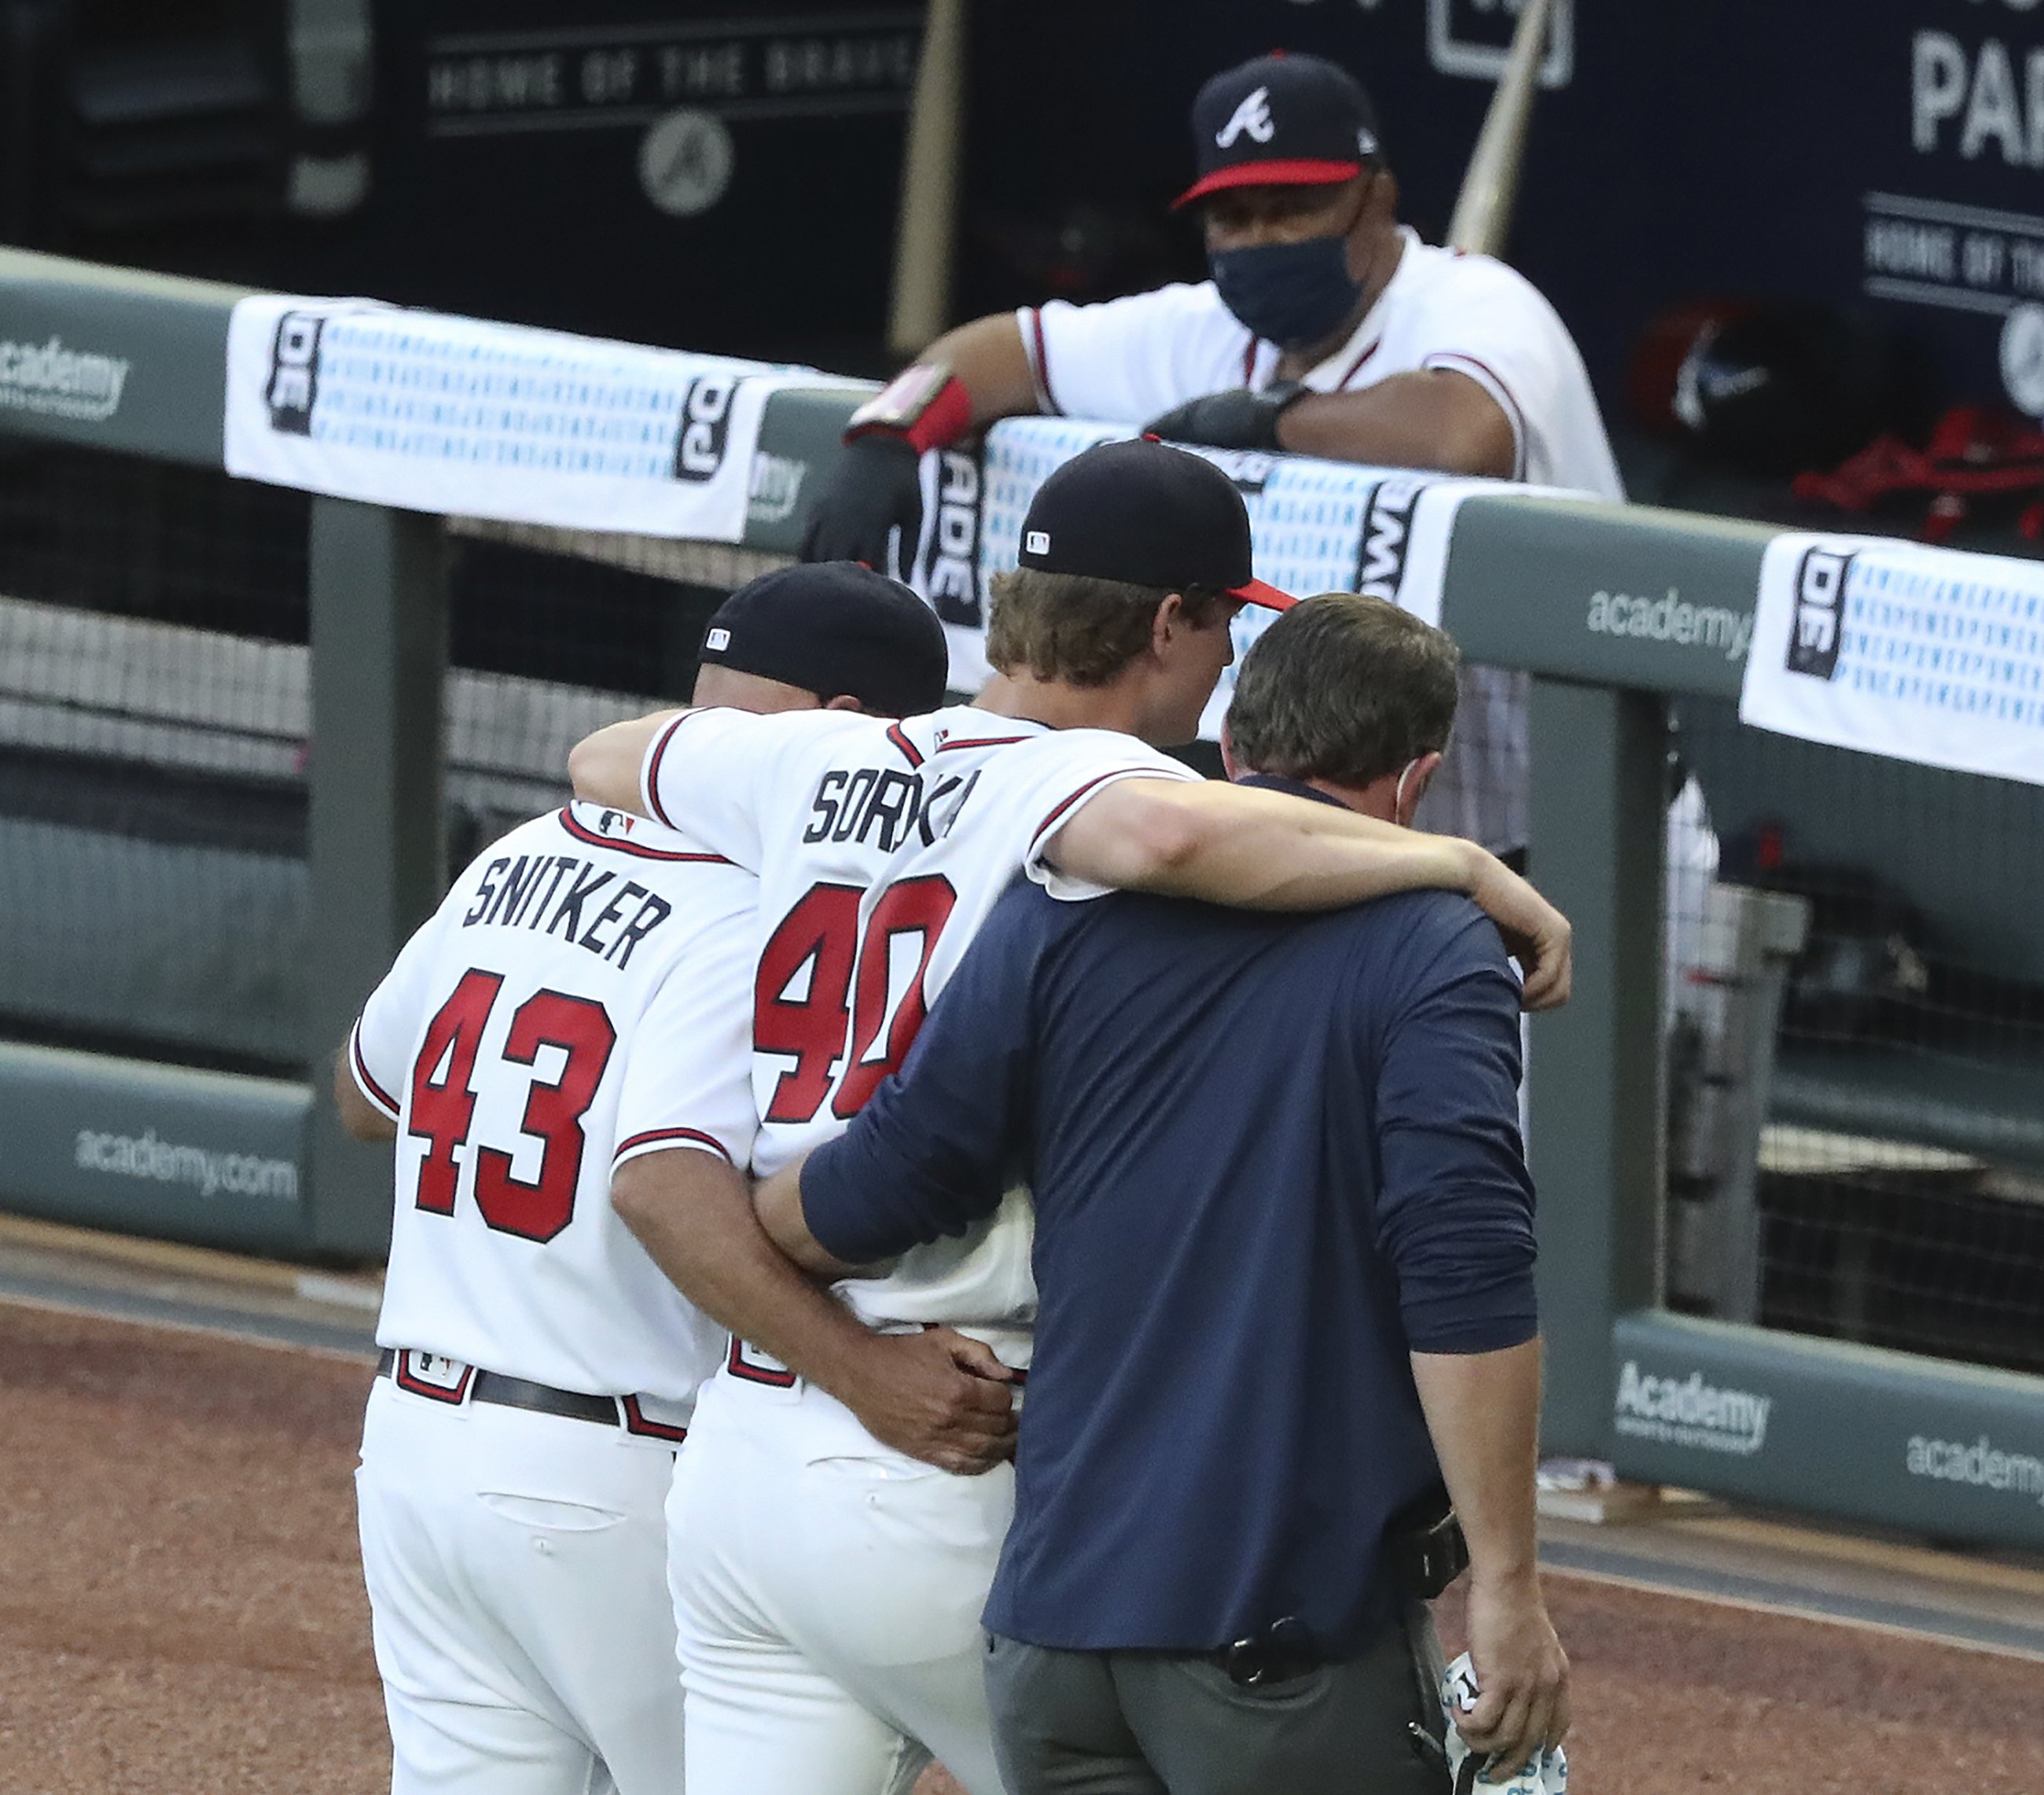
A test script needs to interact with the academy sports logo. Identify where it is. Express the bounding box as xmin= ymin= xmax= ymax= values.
xmin=265 ymin=309 xmax=328 ymax=435
xmin=1786 ymin=545 xmax=1852 ymax=681
xmin=674 ymin=373 xmax=741 ymax=483
xmin=1906 ymin=1431 xmax=2044 ymax=1507
xmin=1614 ymin=1360 xmax=1773 ymax=1456
xmin=1215 ymin=85 xmax=1275 ymax=148
xmin=0 ymin=333 xmax=132 ymax=423
xmin=1585 ymin=587 xmax=1752 ymax=662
